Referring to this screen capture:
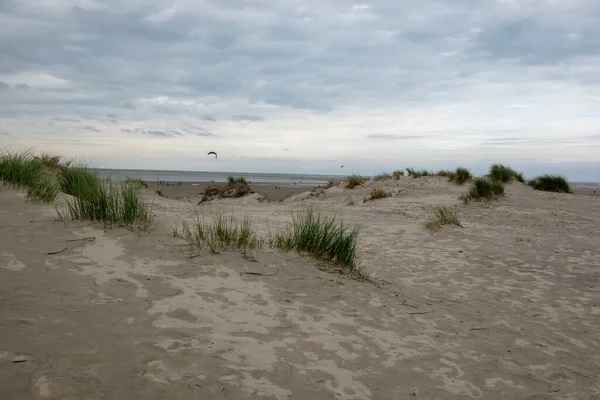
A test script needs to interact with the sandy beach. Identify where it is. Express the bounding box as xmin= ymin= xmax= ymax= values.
xmin=2 ymin=176 xmax=600 ymax=400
